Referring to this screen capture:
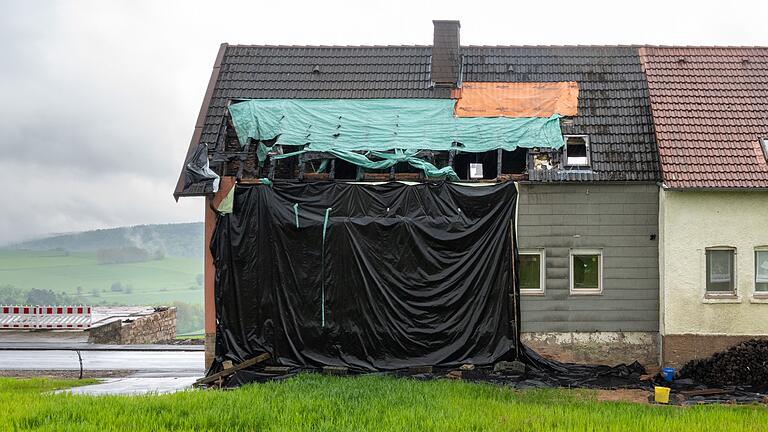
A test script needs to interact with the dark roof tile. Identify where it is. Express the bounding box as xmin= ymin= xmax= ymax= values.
xmin=179 ymin=44 xmax=662 ymax=195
